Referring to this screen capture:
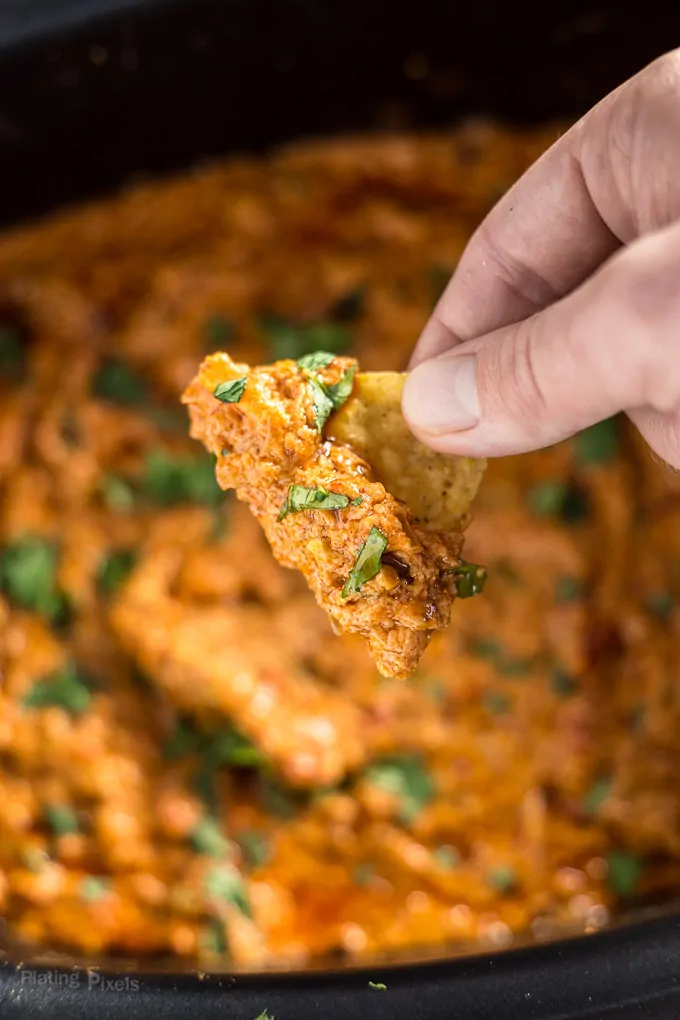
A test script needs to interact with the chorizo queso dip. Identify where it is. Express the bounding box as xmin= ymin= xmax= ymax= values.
xmin=1 ymin=122 xmax=680 ymax=966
